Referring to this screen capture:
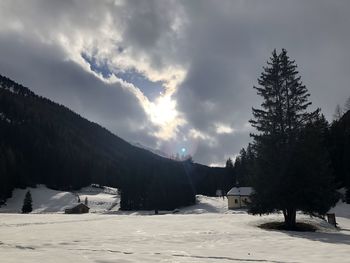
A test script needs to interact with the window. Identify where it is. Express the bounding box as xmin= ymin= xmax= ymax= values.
xmin=234 ymin=199 xmax=238 ymax=204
